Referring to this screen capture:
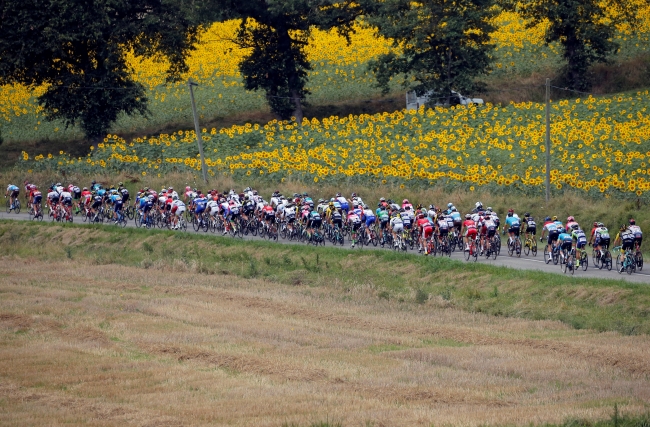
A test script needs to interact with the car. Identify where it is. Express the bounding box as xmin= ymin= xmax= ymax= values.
xmin=406 ymin=90 xmax=484 ymax=110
